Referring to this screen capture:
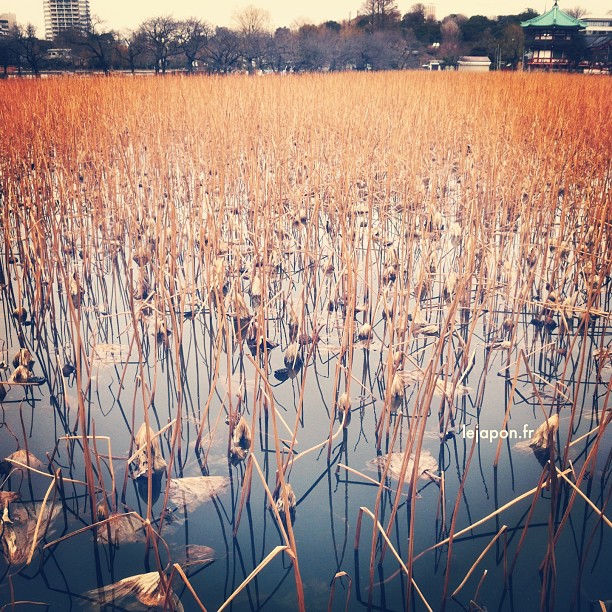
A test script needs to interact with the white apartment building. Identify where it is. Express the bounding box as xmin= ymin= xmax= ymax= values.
xmin=44 ymin=0 xmax=90 ymax=40
xmin=0 ymin=12 xmax=16 ymax=35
